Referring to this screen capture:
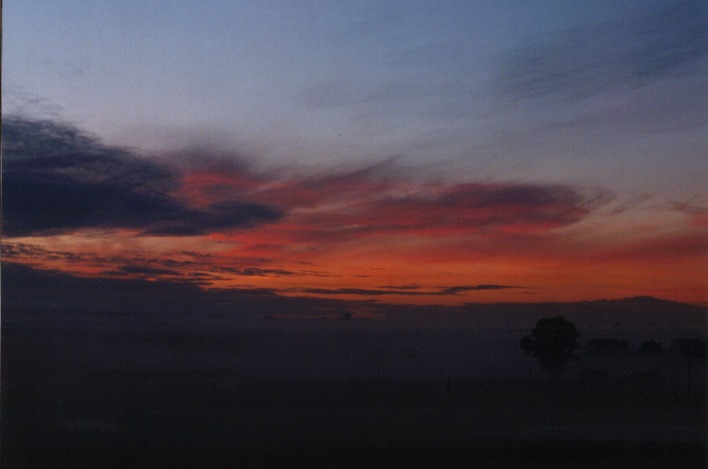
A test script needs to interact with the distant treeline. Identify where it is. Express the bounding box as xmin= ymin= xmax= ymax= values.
xmin=582 ymin=337 xmax=707 ymax=357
